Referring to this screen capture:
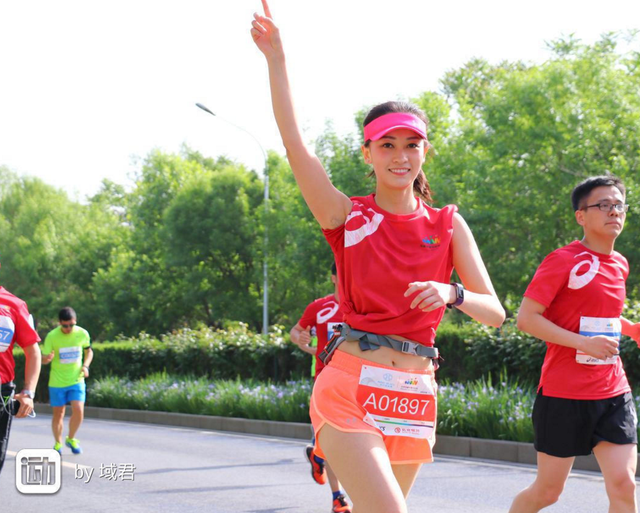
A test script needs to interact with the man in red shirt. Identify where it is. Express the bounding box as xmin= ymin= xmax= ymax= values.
xmin=0 ymin=260 xmax=42 ymax=475
xmin=509 ymin=175 xmax=640 ymax=512
xmin=290 ymin=263 xmax=350 ymax=513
